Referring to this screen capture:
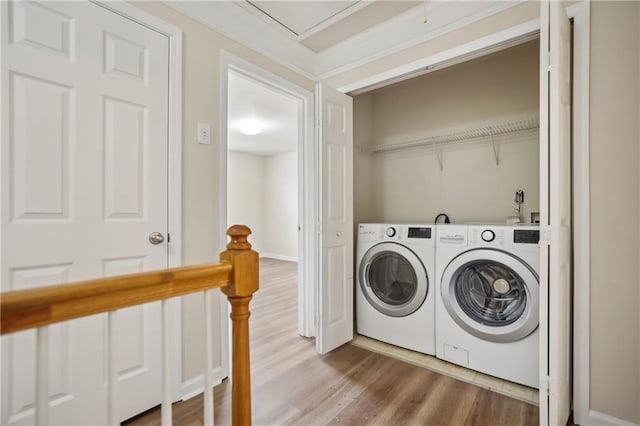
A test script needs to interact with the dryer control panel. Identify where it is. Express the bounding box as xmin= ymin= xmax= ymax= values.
xmin=514 ymin=229 xmax=540 ymax=244
xmin=467 ymin=225 xmax=540 ymax=249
